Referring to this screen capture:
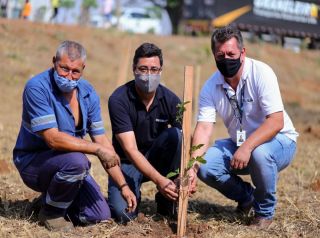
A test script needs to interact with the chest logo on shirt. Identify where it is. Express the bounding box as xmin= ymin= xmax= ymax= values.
xmin=155 ymin=118 xmax=168 ymax=123
xmin=243 ymin=97 xmax=253 ymax=103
